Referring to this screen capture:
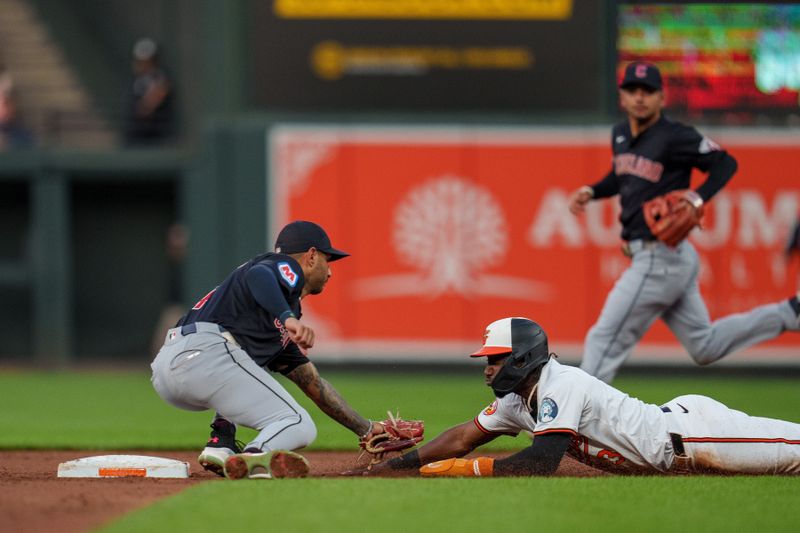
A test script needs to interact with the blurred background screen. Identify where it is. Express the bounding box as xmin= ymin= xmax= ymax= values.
xmin=248 ymin=0 xmax=605 ymax=112
xmin=618 ymin=3 xmax=800 ymax=124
